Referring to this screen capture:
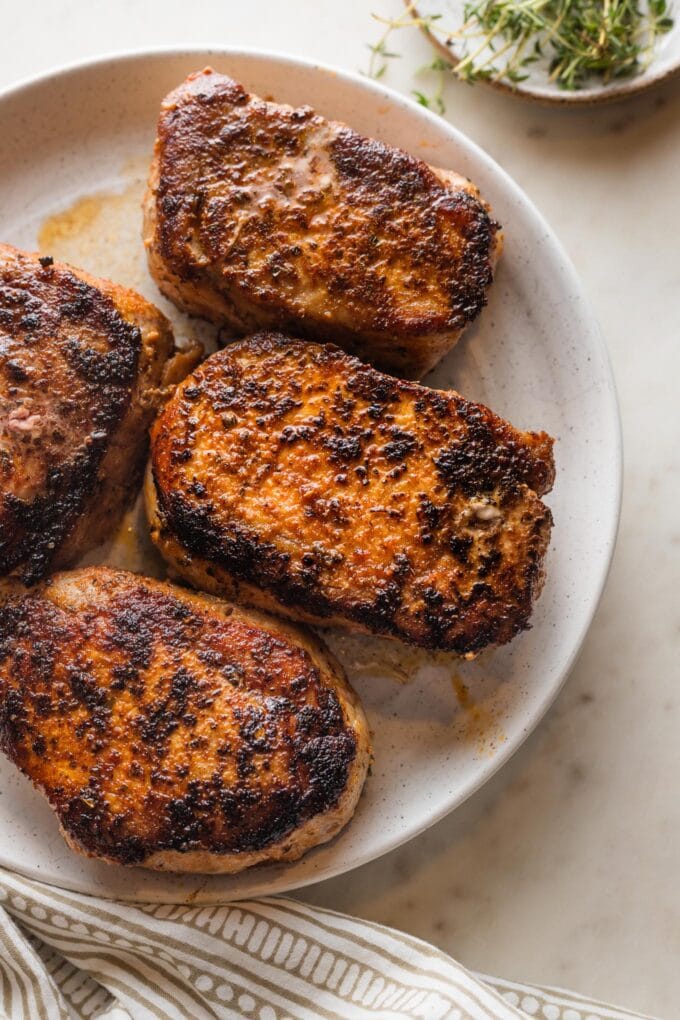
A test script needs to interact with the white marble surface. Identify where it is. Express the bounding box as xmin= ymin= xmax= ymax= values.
xmin=1 ymin=3 xmax=678 ymax=1016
